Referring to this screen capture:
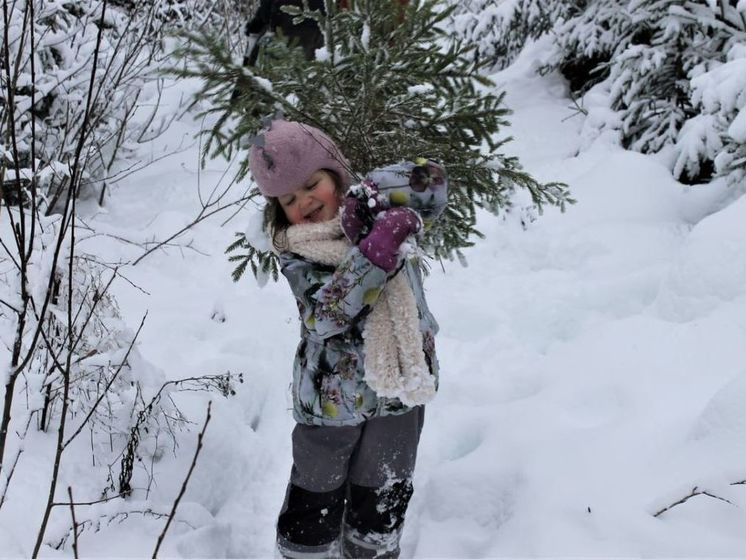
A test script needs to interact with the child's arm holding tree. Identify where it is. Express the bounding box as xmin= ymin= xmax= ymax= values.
xmin=281 ymin=159 xmax=447 ymax=339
